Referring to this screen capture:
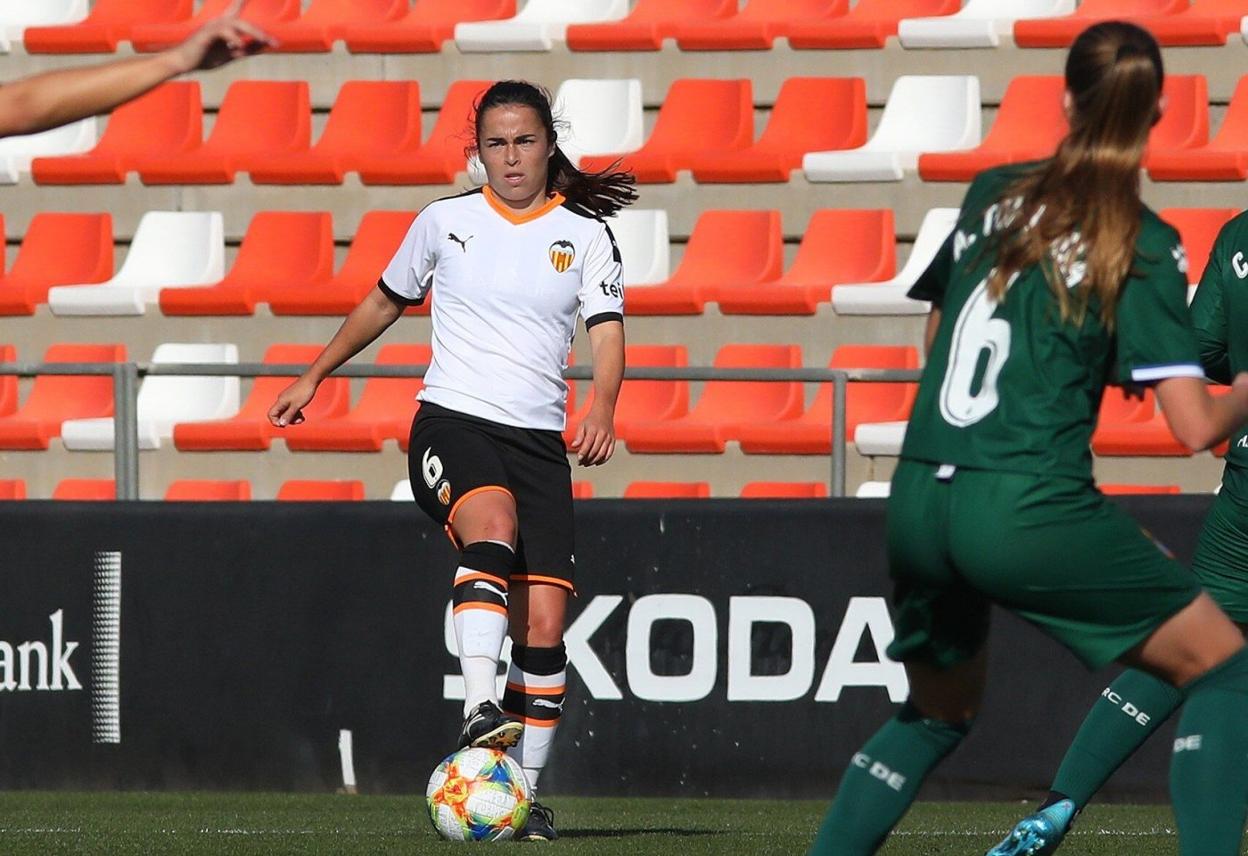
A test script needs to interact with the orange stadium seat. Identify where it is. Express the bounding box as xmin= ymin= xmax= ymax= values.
xmin=263 ymin=0 xmax=407 ymax=52
xmin=0 ymin=344 xmax=16 ymax=418
xmin=1014 ymin=0 xmax=1186 ymax=47
xmin=269 ymin=210 xmax=417 ymax=315
xmin=1146 ymin=75 xmax=1210 ymax=167
xmin=1150 ymin=77 xmax=1248 ymax=181
xmin=0 ymin=343 xmax=126 ymax=450
xmin=787 ymin=0 xmax=961 ymax=49
xmin=277 ymin=480 xmax=366 ymax=500
xmin=571 ymin=482 xmax=595 ymax=498
xmin=345 ymin=0 xmax=517 ymax=52
xmin=691 ymin=77 xmax=867 ymax=183
xmin=130 ymin=0 xmax=300 ymax=51
xmin=137 ymin=81 xmax=309 ymax=185
xmin=565 ymin=344 xmax=690 ymax=443
xmin=1100 ymin=484 xmax=1183 ymax=495
xmin=623 ymin=482 xmax=711 ymax=498
xmin=53 ymin=480 xmax=116 ymax=500
xmin=674 ymin=0 xmax=847 ymax=50
xmin=165 ymin=480 xmax=253 ymax=501
xmin=625 ymin=344 xmax=804 ymax=453
xmin=740 ymin=482 xmax=829 ymax=498
xmin=249 ymin=82 xmax=422 ymax=185
xmin=567 ymin=0 xmax=735 ymax=51
xmin=285 ymin=343 xmax=429 ymax=452
xmin=159 ymin=212 xmax=334 ymax=316
xmin=357 ymin=80 xmax=492 ymax=185
xmin=715 ymin=209 xmax=896 ymax=314
xmin=625 ymin=210 xmax=782 ymax=315
xmin=579 ymin=79 xmax=753 ymax=183
xmin=1161 ymin=207 xmax=1238 ymax=284
xmin=1090 ymin=387 xmax=1191 ymax=456
xmin=32 ymin=83 xmax=202 ymax=185
xmin=0 ymin=213 xmax=112 ymax=315
xmin=738 ymin=345 xmax=919 ymax=454
xmin=24 ymin=0 xmax=190 ymax=53
xmin=0 ymin=480 xmax=26 ymax=500
xmin=173 ymin=344 xmax=350 ymax=451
